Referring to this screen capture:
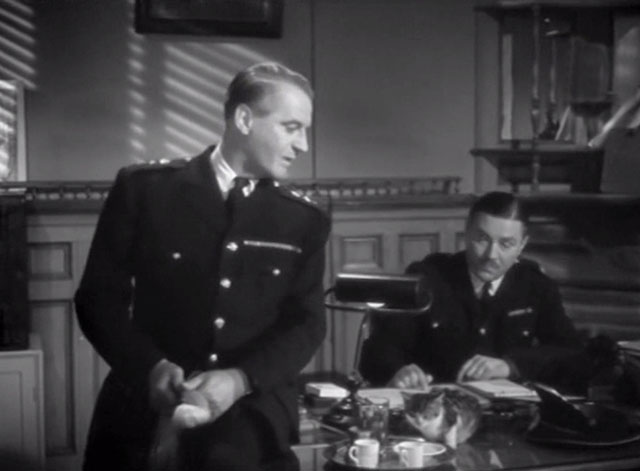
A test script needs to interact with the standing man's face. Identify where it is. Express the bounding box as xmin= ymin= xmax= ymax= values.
xmin=465 ymin=212 xmax=528 ymax=282
xmin=242 ymin=82 xmax=312 ymax=179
